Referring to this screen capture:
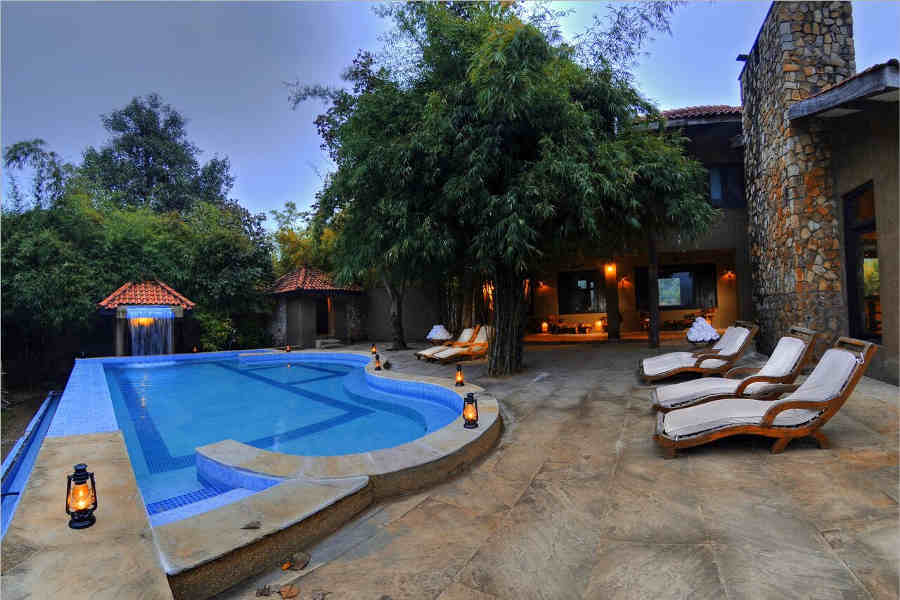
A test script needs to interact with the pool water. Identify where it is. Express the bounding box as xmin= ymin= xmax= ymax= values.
xmin=104 ymin=357 xmax=458 ymax=522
